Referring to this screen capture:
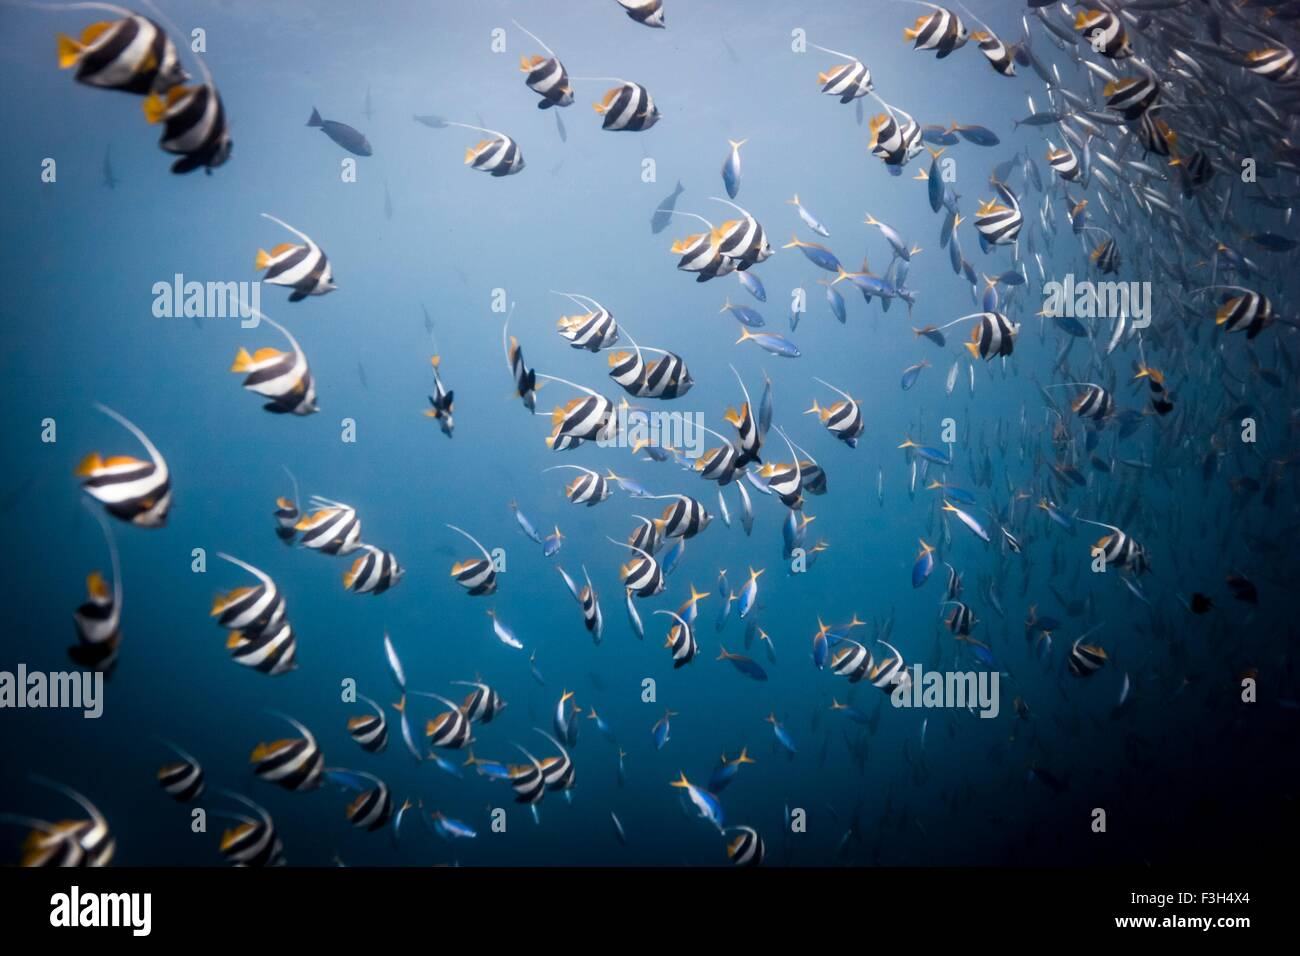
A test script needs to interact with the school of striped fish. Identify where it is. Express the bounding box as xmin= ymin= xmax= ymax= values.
xmin=5 ymin=0 xmax=1300 ymax=868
